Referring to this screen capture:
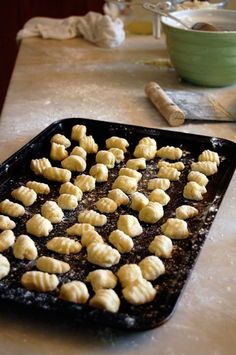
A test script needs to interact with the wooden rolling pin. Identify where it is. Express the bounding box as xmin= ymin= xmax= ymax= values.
xmin=145 ymin=82 xmax=185 ymax=127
